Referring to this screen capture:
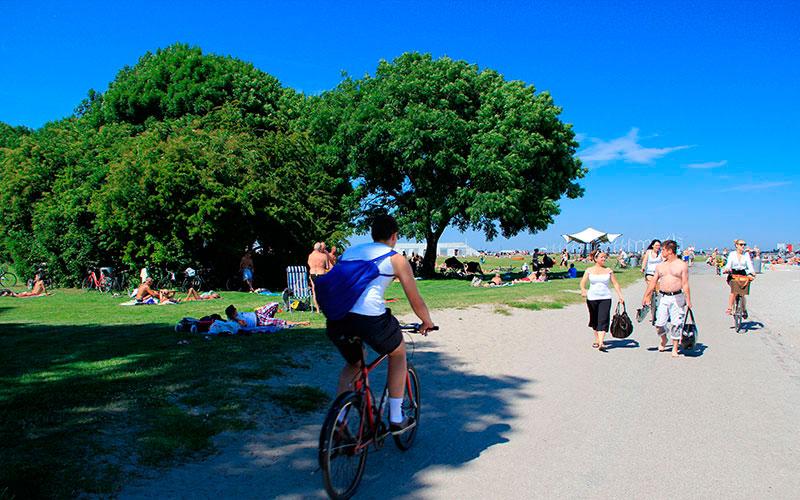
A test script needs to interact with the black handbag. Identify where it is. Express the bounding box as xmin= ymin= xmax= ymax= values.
xmin=680 ymin=308 xmax=698 ymax=350
xmin=610 ymin=302 xmax=634 ymax=339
